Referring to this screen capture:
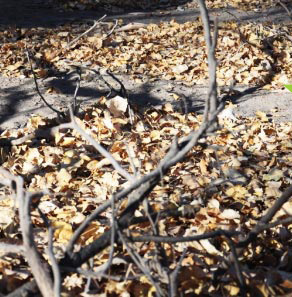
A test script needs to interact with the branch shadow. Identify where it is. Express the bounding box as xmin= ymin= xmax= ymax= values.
xmin=0 ymin=80 xmax=36 ymax=128
xmin=0 ymin=72 xmax=263 ymax=135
